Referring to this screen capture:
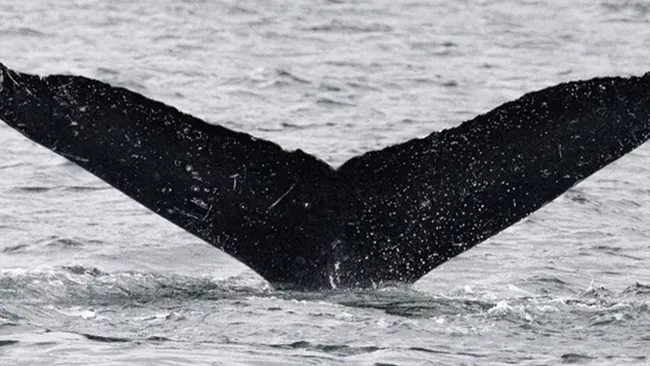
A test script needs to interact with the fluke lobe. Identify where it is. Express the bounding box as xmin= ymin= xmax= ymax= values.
xmin=1 ymin=63 xmax=649 ymax=290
